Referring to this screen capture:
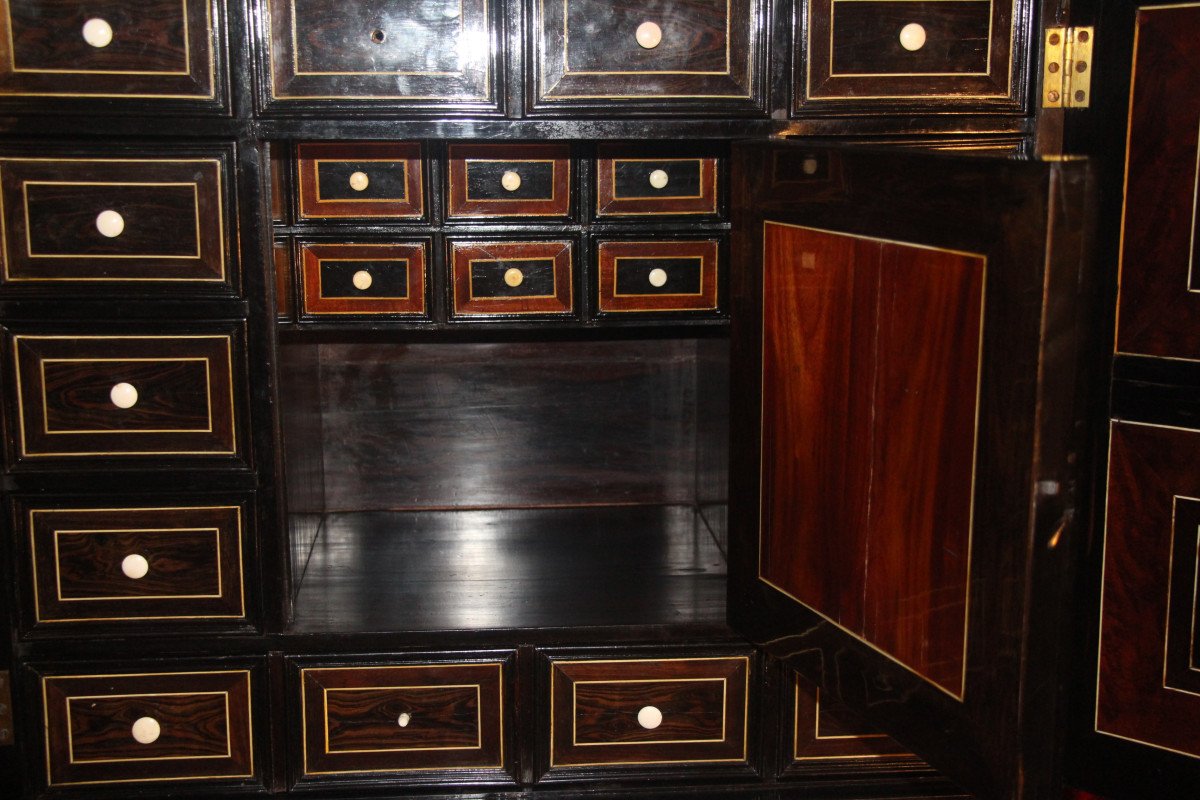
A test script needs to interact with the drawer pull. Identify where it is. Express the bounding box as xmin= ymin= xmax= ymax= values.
xmin=501 ymin=170 xmax=522 ymax=192
xmin=637 ymin=705 xmax=663 ymax=729
xmin=370 ymin=28 xmax=386 ymax=44
xmin=352 ymin=269 xmax=374 ymax=291
xmin=636 ymin=21 xmax=662 ymax=49
xmin=109 ymin=382 xmax=139 ymax=409
xmin=648 ymin=169 xmax=670 ymax=189
xmin=81 ymin=17 xmax=113 ymax=48
xmin=95 ymin=209 xmax=125 ymax=238
xmin=397 ymin=712 xmax=412 ymax=728
xmin=899 ymin=22 xmax=927 ymax=52
xmin=120 ymin=554 xmax=150 ymax=580
xmin=348 ymin=171 xmax=370 ymax=191
xmin=503 ymin=267 xmax=524 ymax=287
xmin=131 ymin=716 xmax=161 ymax=745
xmin=648 ymin=267 xmax=668 ymax=287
